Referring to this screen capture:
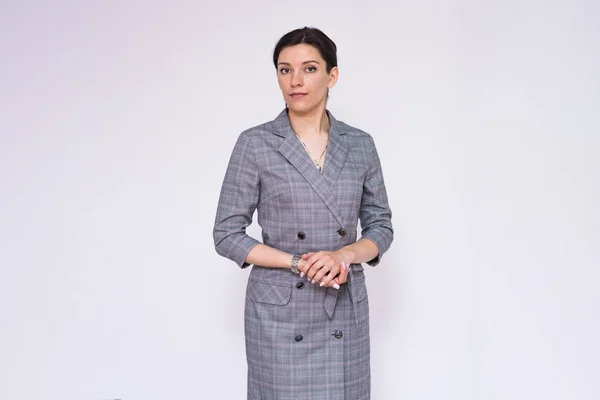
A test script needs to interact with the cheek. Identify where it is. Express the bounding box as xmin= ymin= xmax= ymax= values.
xmin=310 ymin=76 xmax=330 ymax=93
xmin=277 ymin=74 xmax=290 ymax=89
